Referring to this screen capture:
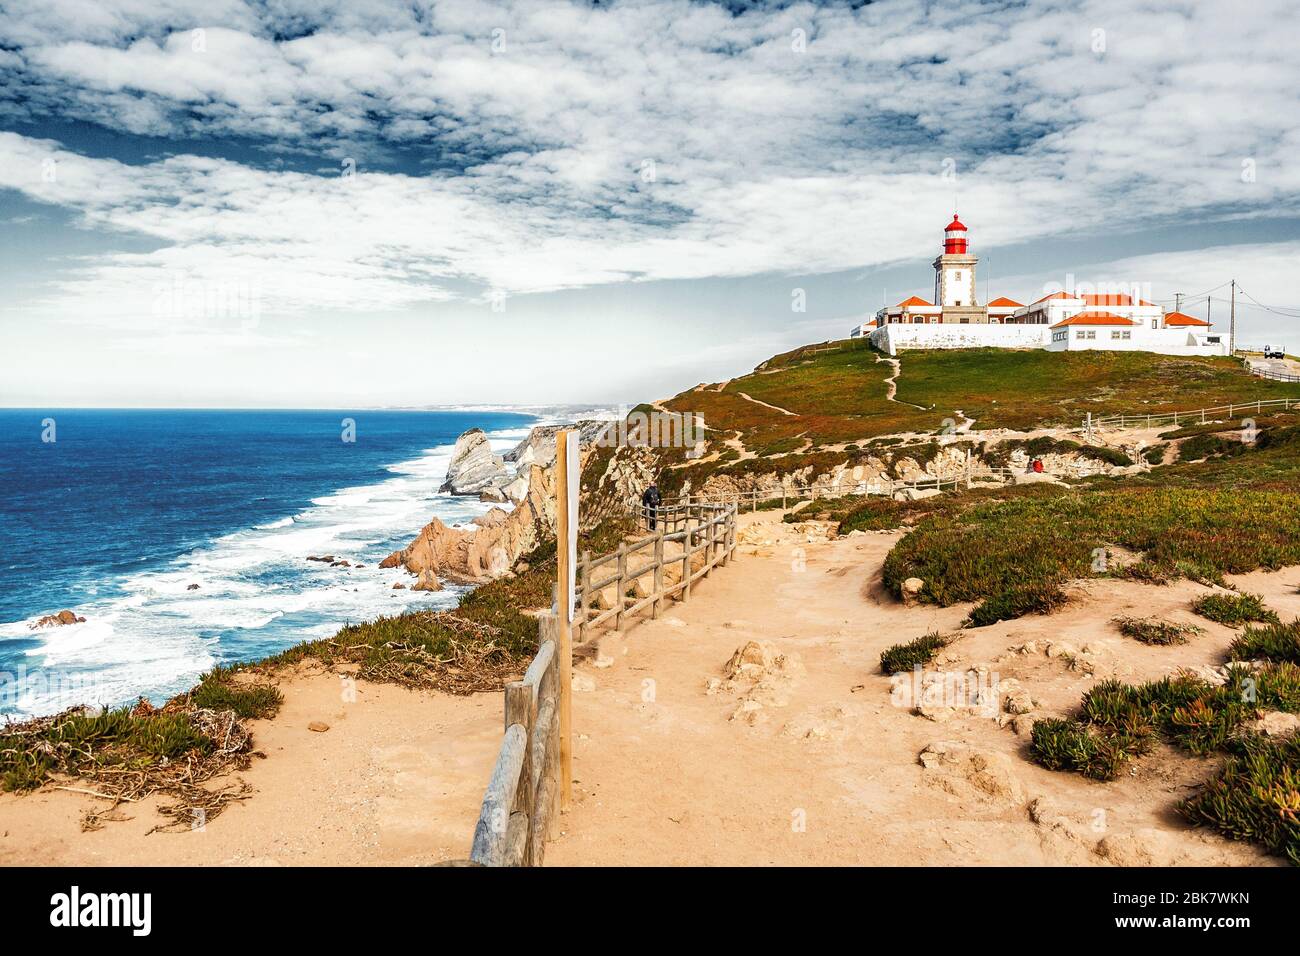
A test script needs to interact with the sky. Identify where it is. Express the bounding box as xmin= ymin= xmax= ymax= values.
xmin=1 ymin=0 xmax=1298 ymax=408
